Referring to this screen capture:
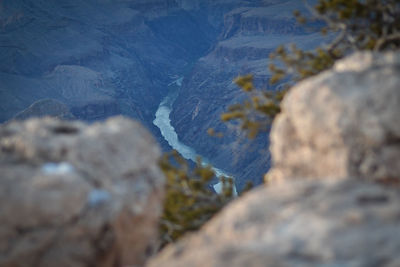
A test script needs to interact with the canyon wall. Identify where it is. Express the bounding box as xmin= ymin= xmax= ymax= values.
xmin=1 ymin=0 xmax=321 ymax=188
xmin=170 ymin=0 xmax=322 ymax=190
xmin=148 ymin=52 xmax=400 ymax=267
xmin=0 ymin=0 xmax=222 ymax=126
